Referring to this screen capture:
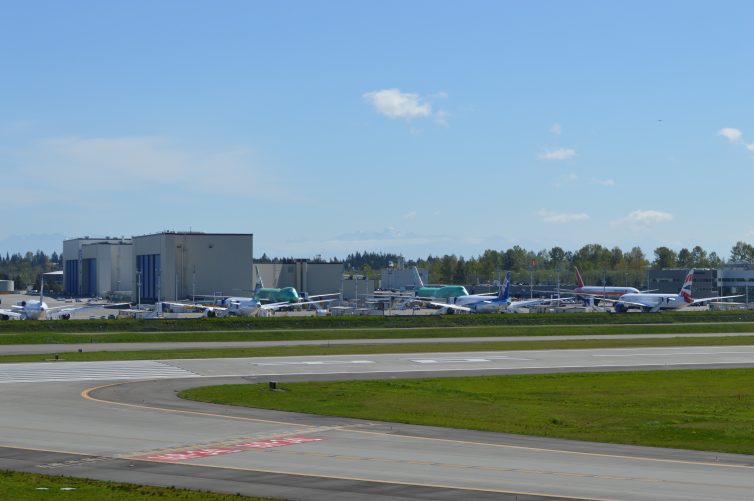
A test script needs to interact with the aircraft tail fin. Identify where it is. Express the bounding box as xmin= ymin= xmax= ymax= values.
xmin=254 ymin=265 xmax=264 ymax=292
xmin=574 ymin=267 xmax=585 ymax=288
xmin=498 ymin=271 xmax=512 ymax=301
xmin=679 ymin=269 xmax=694 ymax=303
xmin=413 ymin=267 xmax=425 ymax=288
